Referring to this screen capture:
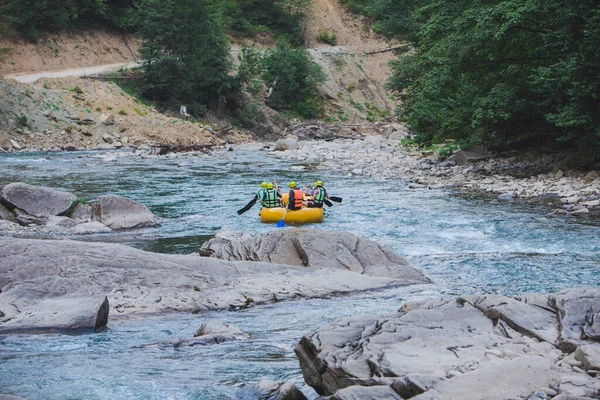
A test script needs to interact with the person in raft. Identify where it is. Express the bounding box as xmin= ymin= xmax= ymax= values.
xmin=256 ymin=182 xmax=268 ymax=202
xmin=261 ymin=182 xmax=282 ymax=208
xmin=307 ymin=180 xmax=329 ymax=208
xmin=284 ymin=181 xmax=305 ymax=210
